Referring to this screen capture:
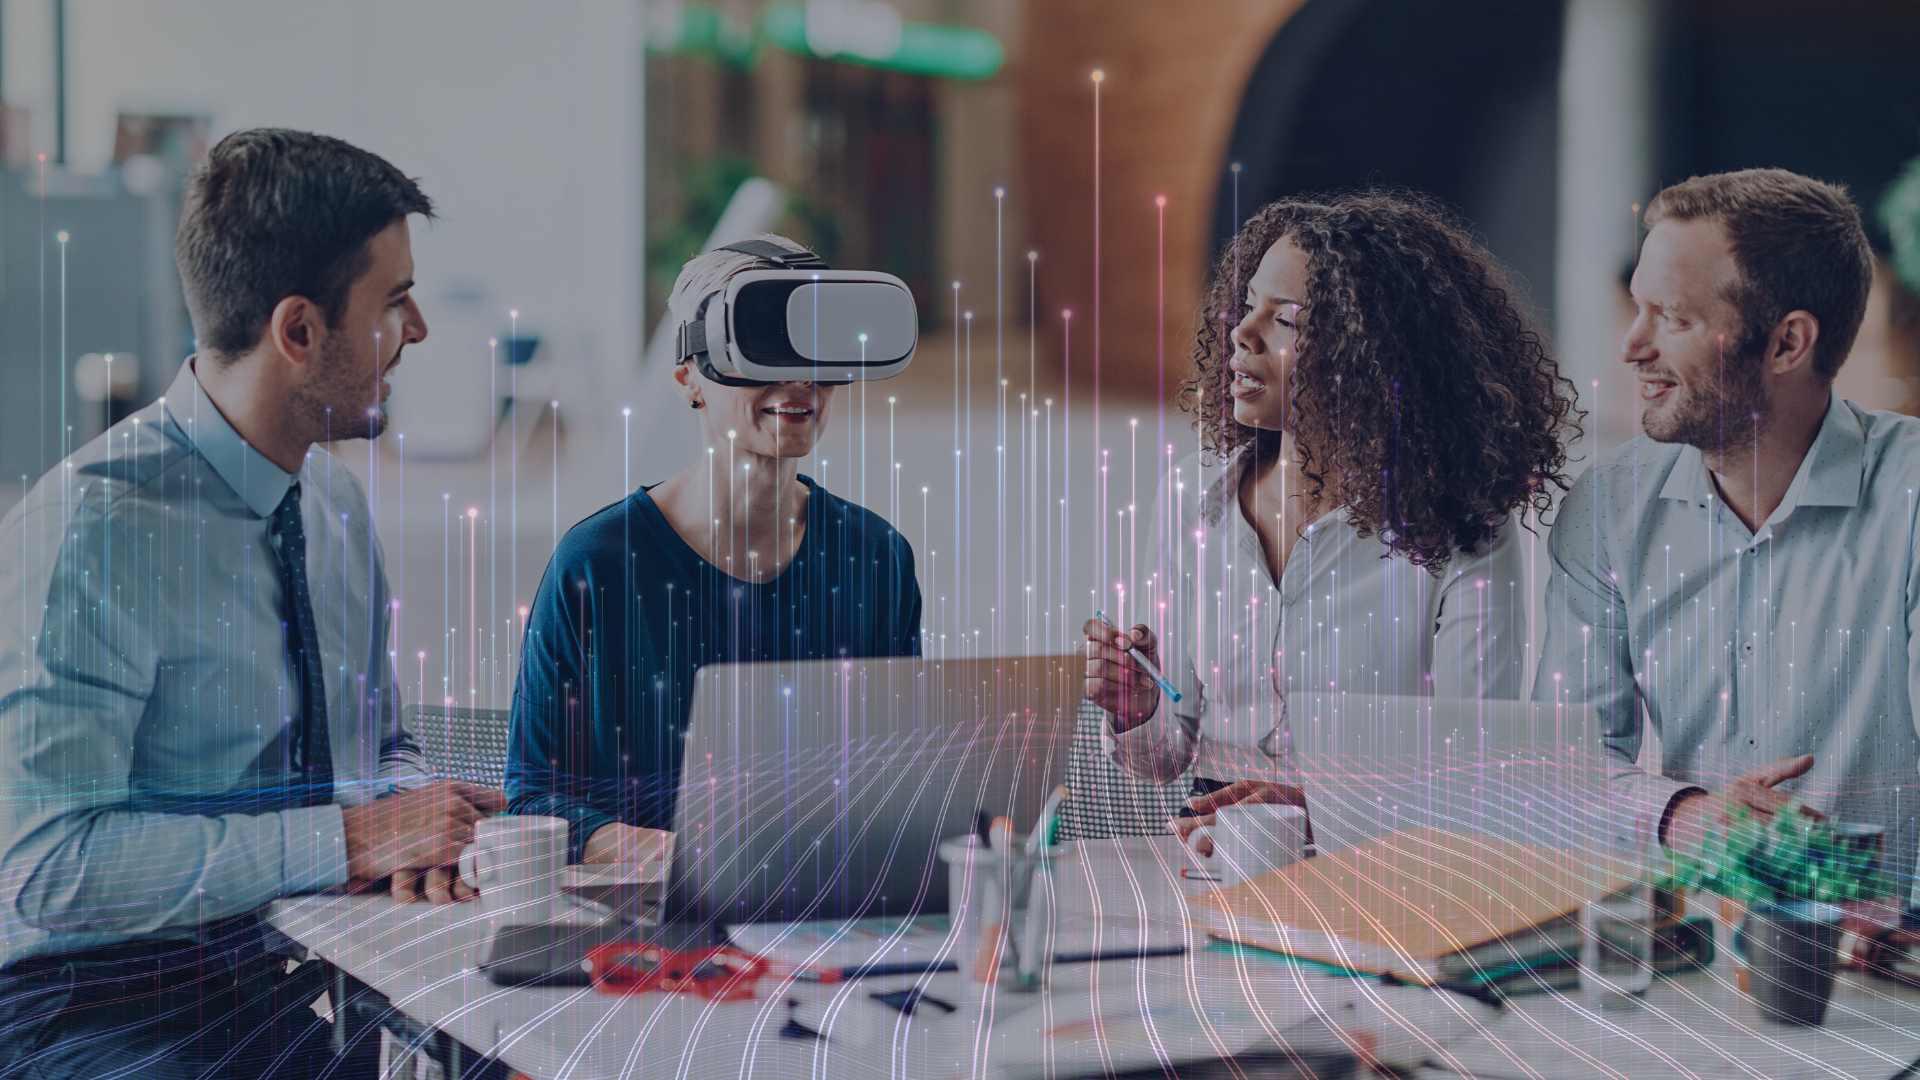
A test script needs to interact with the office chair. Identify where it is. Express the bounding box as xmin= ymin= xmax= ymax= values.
xmin=405 ymin=704 xmax=512 ymax=790
xmin=1057 ymin=699 xmax=1191 ymax=841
